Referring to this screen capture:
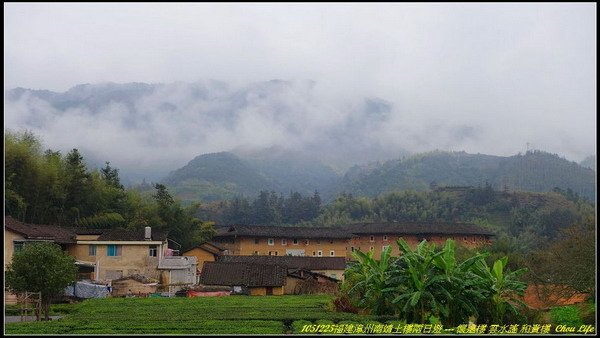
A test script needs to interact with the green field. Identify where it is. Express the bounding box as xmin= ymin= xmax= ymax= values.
xmin=5 ymin=295 xmax=389 ymax=334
